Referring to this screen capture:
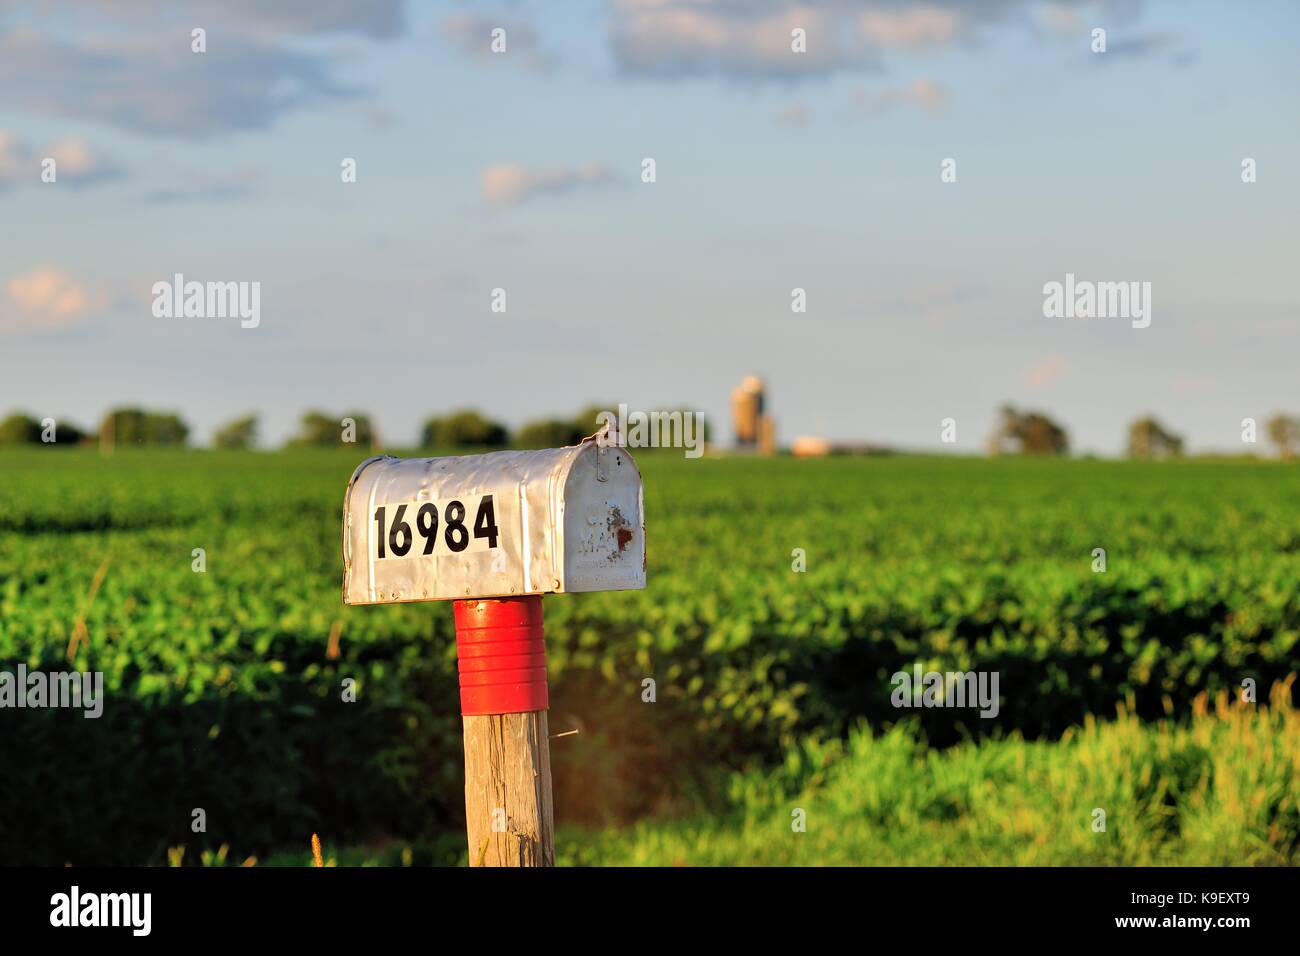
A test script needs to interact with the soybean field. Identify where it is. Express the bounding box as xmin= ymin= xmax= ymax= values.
xmin=1 ymin=449 xmax=1297 ymax=865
